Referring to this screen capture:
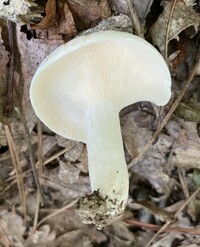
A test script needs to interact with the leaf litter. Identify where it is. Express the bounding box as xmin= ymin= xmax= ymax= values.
xmin=1 ymin=1 xmax=200 ymax=246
